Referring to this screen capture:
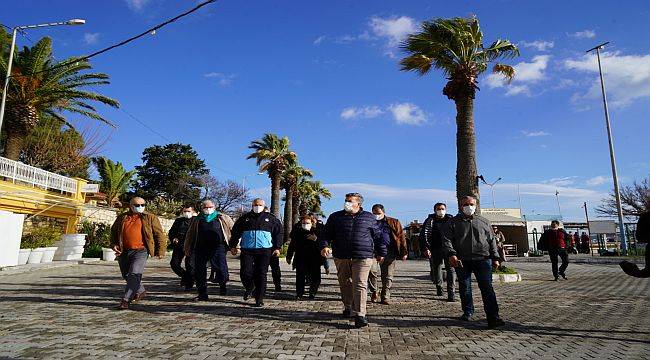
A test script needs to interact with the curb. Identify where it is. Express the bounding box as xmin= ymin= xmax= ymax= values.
xmin=0 ymin=258 xmax=102 ymax=275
